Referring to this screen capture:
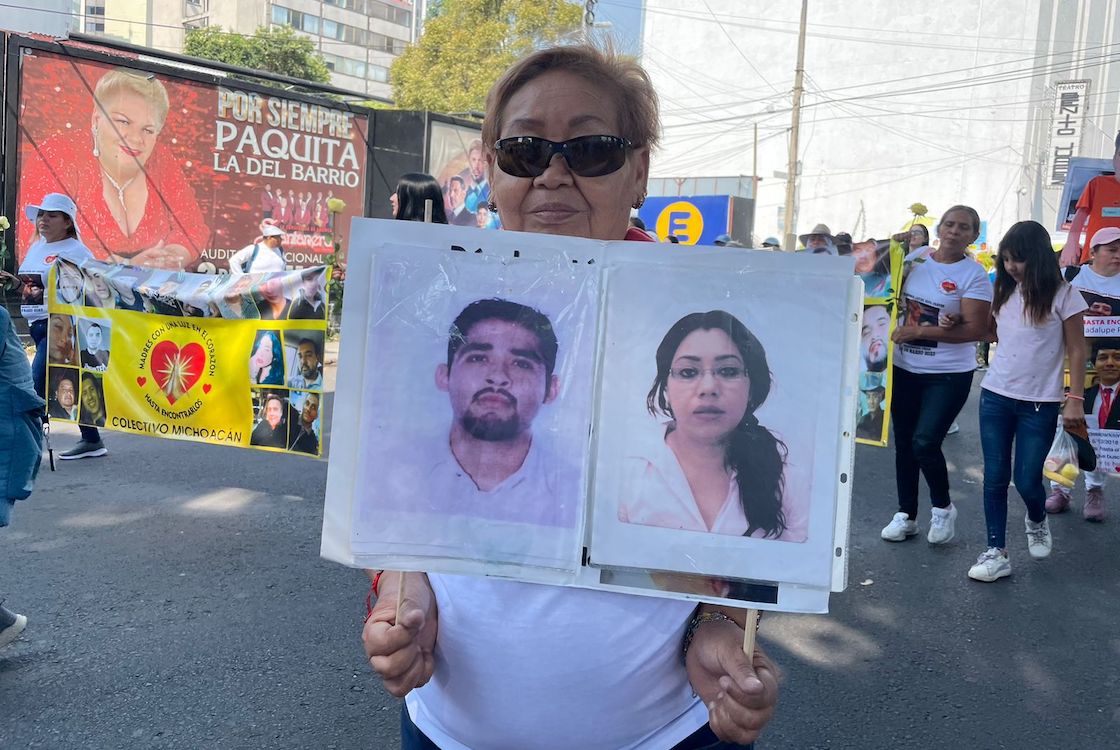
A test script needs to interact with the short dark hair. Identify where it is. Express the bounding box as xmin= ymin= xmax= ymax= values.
xmin=450 ymin=175 xmax=465 ymax=189
xmin=629 ymin=216 xmax=646 ymax=231
xmin=1092 ymin=338 xmax=1120 ymax=360
xmin=87 ymin=322 xmax=102 ymax=333
xmin=298 ymin=337 xmax=322 ymax=360
xmin=447 ymin=299 xmax=558 ymax=382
